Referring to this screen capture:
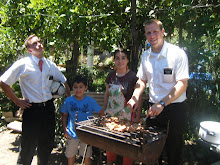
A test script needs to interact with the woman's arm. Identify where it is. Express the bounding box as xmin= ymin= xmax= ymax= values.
xmin=103 ymin=83 xmax=109 ymax=112
xmin=63 ymin=82 xmax=71 ymax=97
xmin=128 ymin=78 xmax=147 ymax=112
xmin=133 ymin=95 xmax=143 ymax=122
